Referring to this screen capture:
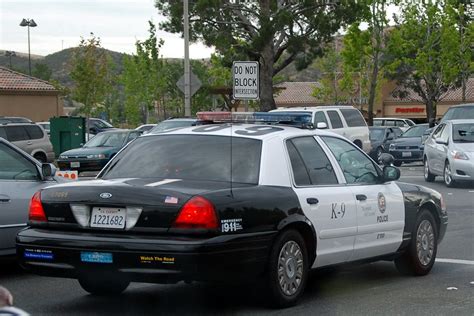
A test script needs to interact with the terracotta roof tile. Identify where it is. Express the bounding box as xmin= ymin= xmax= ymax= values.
xmin=0 ymin=67 xmax=57 ymax=91
xmin=274 ymin=82 xmax=323 ymax=105
xmin=386 ymin=78 xmax=474 ymax=103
